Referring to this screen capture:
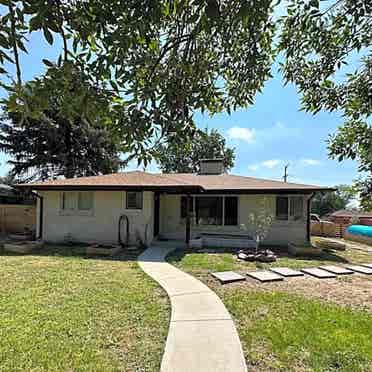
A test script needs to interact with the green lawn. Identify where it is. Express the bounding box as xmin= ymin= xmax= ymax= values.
xmin=168 ymin=244 xmax=372 ymax=274
xmin=167 ymin=247 xmax=372 ymax=371
xmin=0 ymin=245 xmax=169 ymax=371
